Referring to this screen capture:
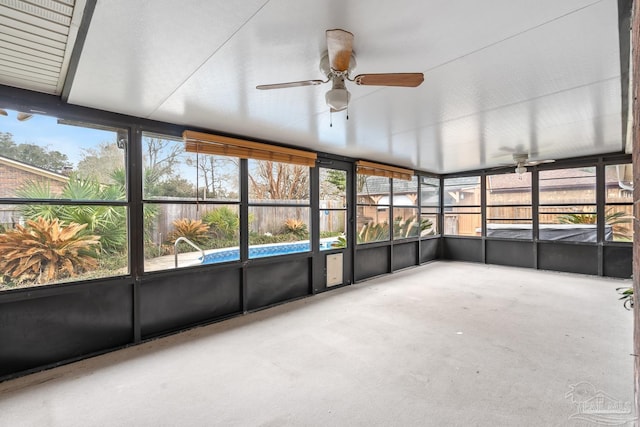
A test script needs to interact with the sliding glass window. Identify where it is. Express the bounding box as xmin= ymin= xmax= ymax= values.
xmin=486 ymin=171 xmax=532 ymax=239
xmin=443 ymin=176 xmax=481 ymax=236
xmin=142 ymin=132 xmax=240 ymax=271
xmin=0 ymin=109 xmax=129 ymax=290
